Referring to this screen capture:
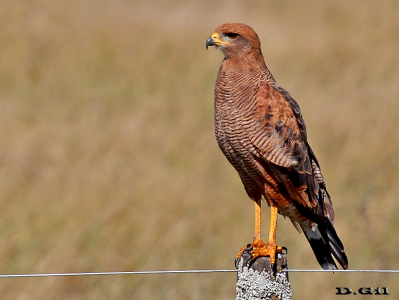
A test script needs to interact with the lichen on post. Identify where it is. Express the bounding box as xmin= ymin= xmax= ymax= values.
xmin=235 ymin=247 xmax=292 ymax=300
